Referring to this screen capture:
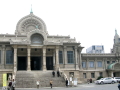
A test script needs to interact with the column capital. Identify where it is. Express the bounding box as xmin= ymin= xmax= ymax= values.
xmin=27 ymin=45 xmax=31 ymax=49
xmin=95 ymin=58 xmax=97 ymax=60
xmin=43 ymin=46 xmax=46 ymax=49
xmin=64 ymin=46 xmax=67 ymax=49
xmin=56 ymin=46 xmax=59 ymax=49
xmin=2 ymin=45 xmax=5 ymax=48
xmin=75 ymin=46 xmax=78 ymax=49
xmin=13 ymin=45 xmax=17 ymax=49
xmin=78 ymin=47 xmax=84 ymax=53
